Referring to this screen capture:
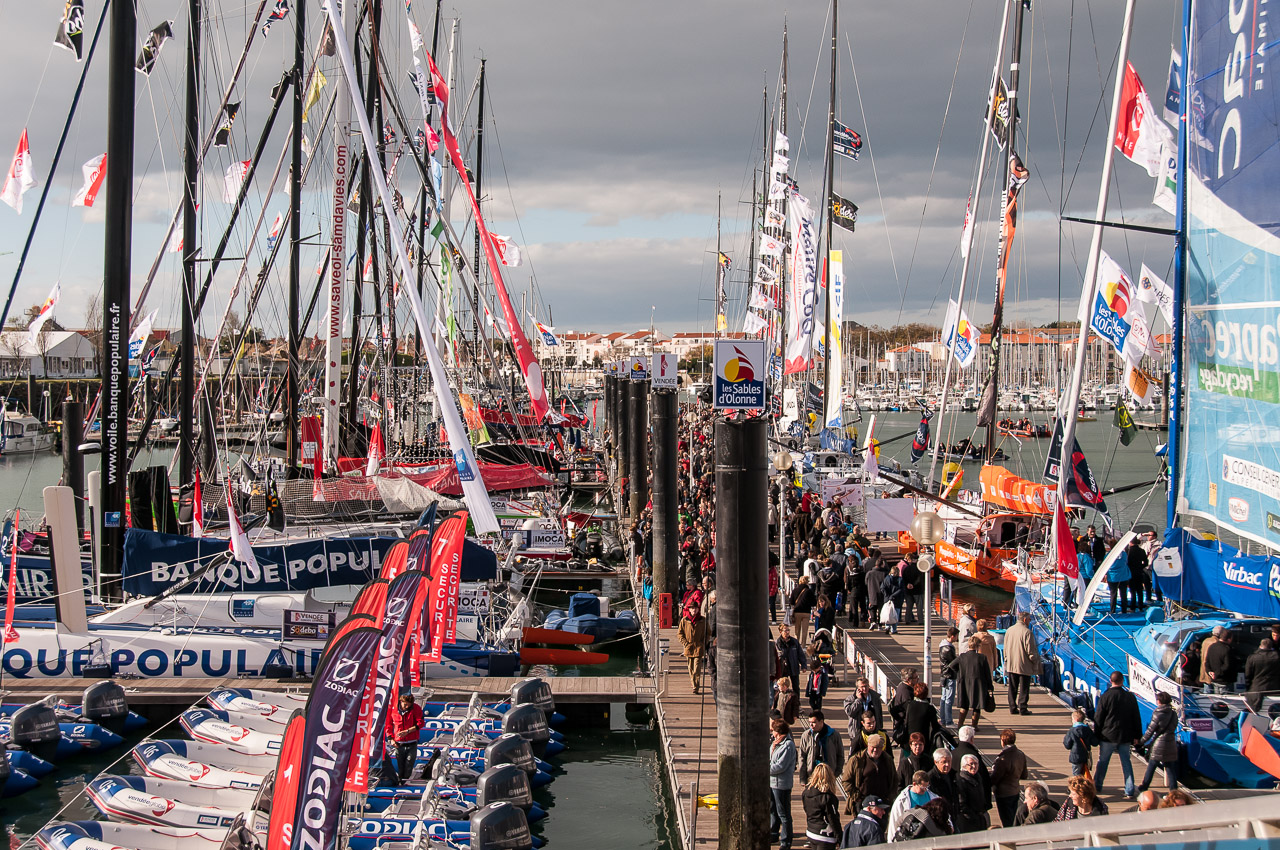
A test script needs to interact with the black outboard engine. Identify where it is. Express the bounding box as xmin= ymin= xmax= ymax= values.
xmin=484 ymin=733 xmax=536 ymax=776
xmin=10 ymin=703 xmax=62 ymax=761
xmin=81 ymin=681 xmax=130 ymax=734
xmin=583 ymin=532 xmax=604 ymax=560
xmin=469 ymin=802 xmax=532 ymax=850
xmin=500 ymin=704 xmax=551 ymax=759
xmin=475 ymin=764 xmax=532 ymax=811
xmin=431 ymin=758 xmax=481 ymax=788
xmin=217 ymin=814 xmax=258 ymax=850
xmin=508 ymin=678 xmax=555 ymax=721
